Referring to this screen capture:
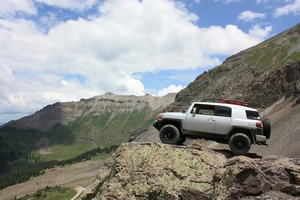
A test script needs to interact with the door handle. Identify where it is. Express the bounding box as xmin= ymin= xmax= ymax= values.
xmin=208 ymin=118 xmax=215 ymax=122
